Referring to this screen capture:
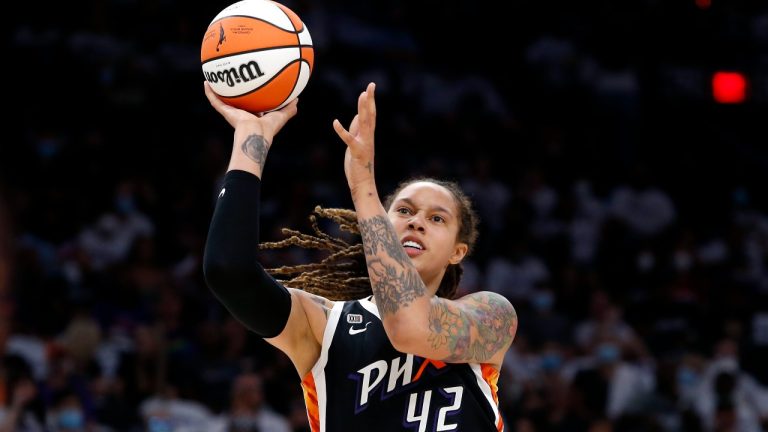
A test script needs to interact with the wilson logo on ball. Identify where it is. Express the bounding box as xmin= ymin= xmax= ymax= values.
xmin=203 ymin=61 xmax=266 ymax=87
